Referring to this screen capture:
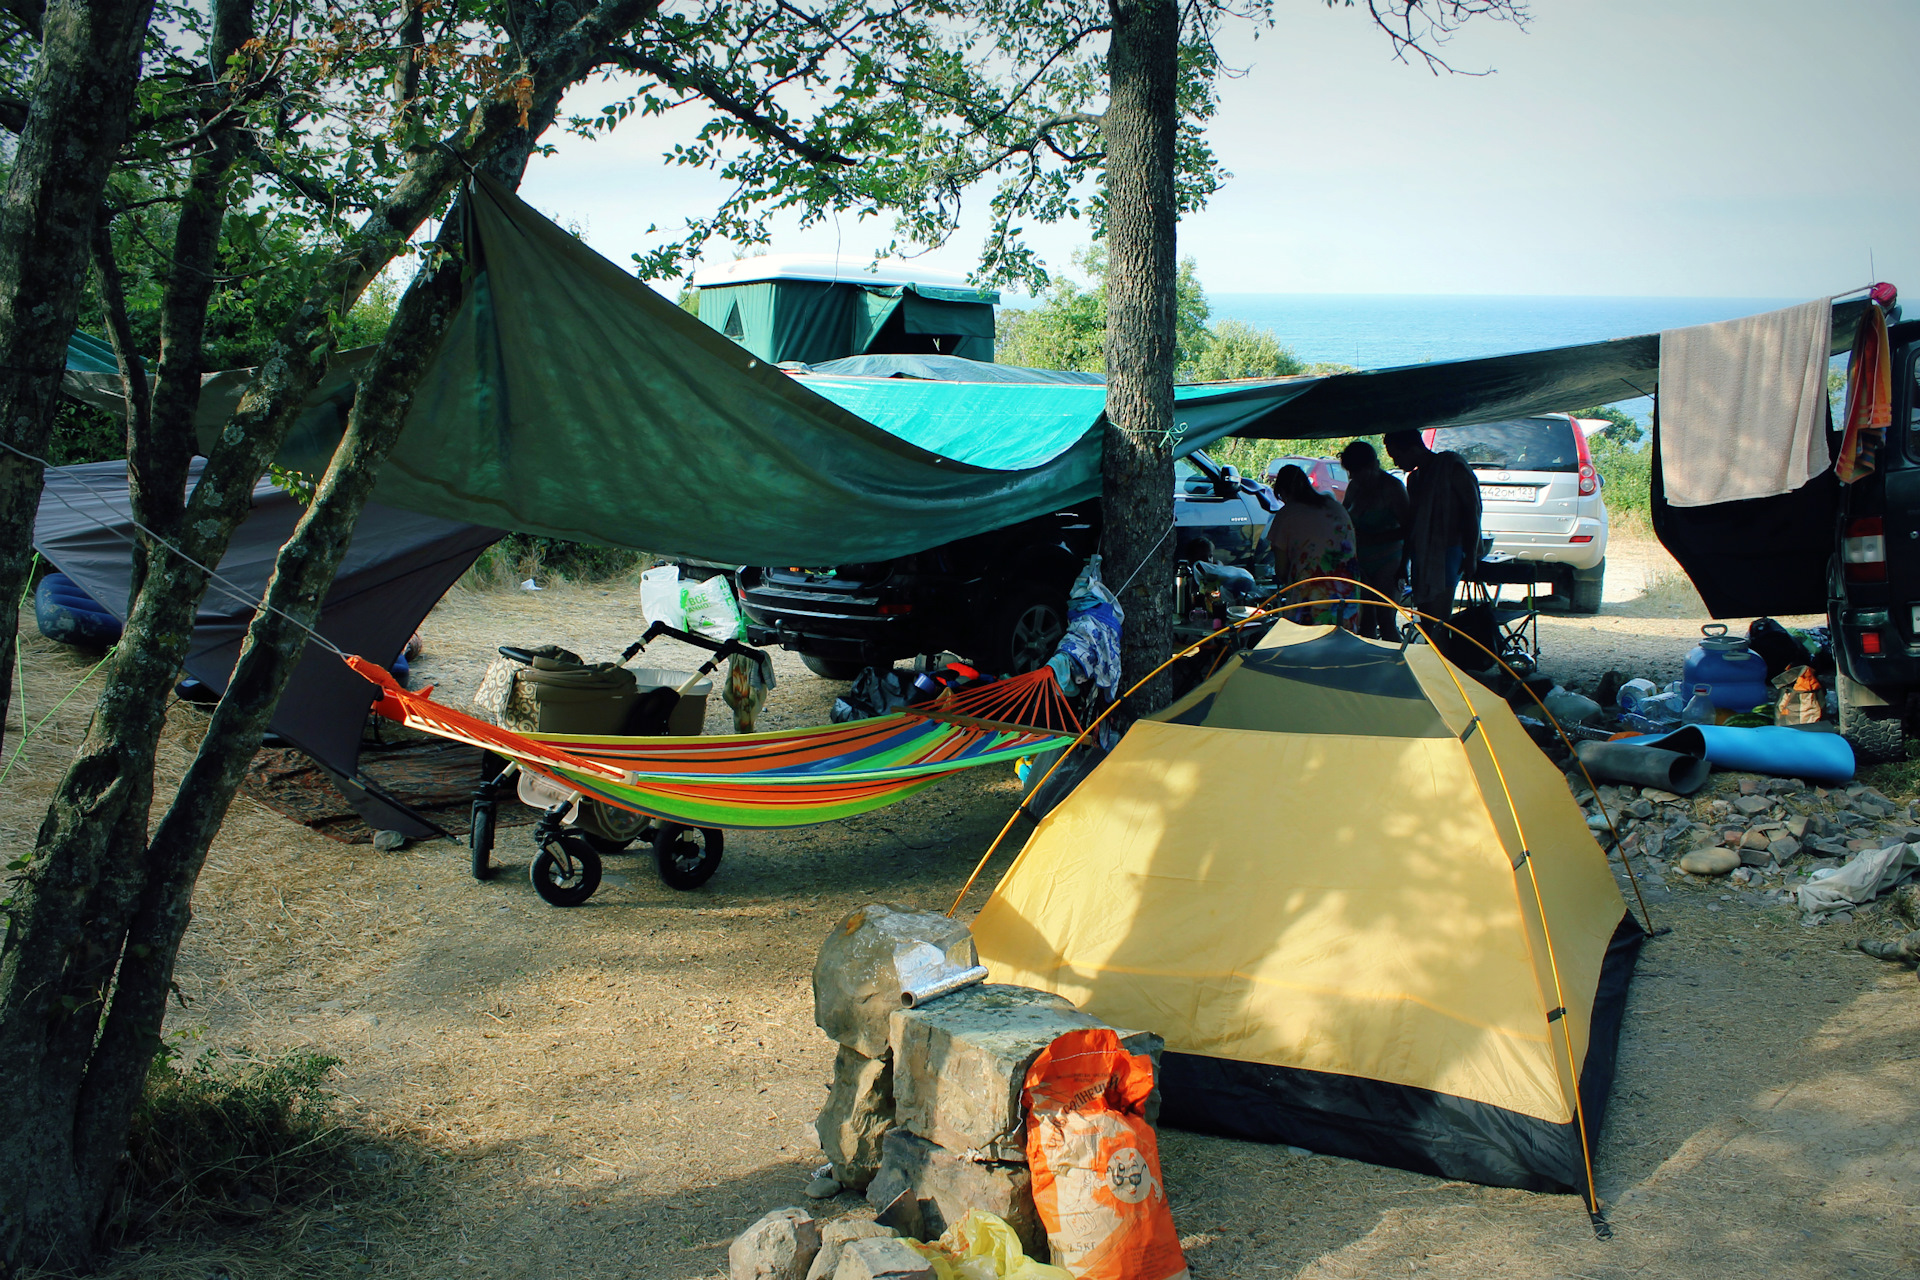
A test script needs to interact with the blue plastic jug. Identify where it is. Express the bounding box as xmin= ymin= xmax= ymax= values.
xmin=1684 ymin=624 xmax=1770 ymax=711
